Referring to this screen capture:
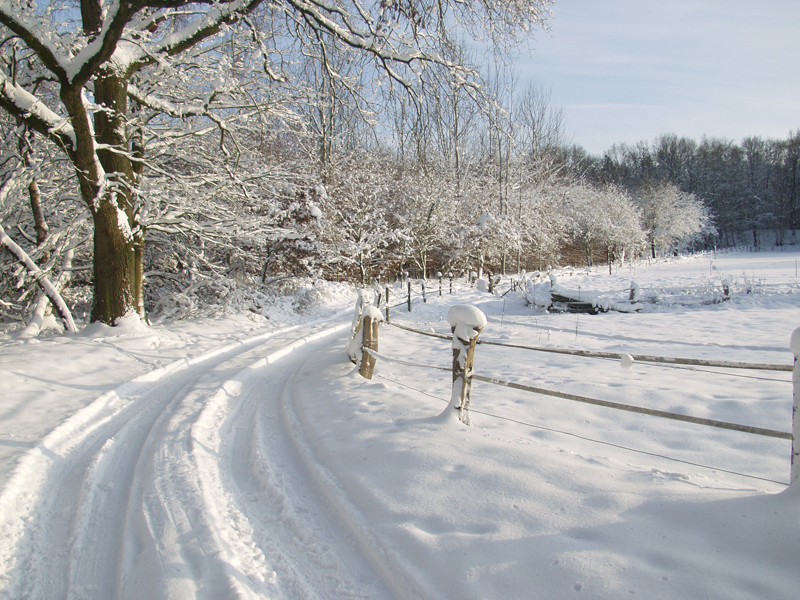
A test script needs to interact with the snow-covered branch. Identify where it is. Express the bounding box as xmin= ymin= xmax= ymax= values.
xmin=127 ymin=83 xmax=215 ymax=118
xmin=138 ymin=0 xmax=265 ymax=66
xmin=0 ymin=222 xmax=77 ymax=332
xmin=0 ymin=74 xmax=76 ymax=151
xmin=0 ymin=3 xmax=70 ymax=81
